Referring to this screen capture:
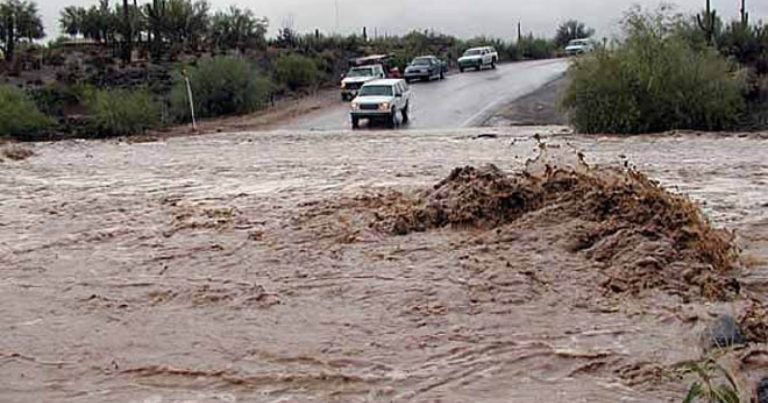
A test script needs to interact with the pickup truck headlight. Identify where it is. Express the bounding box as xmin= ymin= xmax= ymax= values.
xmin=378 ymin=102 xmax=390 ymax=111
xmin=341 ymin=82 xmax=347 ymax=89
xmin=350 ymin=102 xmax=359 ymax=110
